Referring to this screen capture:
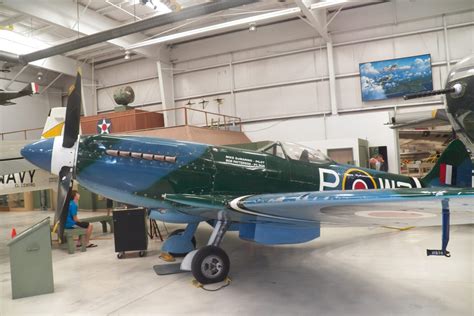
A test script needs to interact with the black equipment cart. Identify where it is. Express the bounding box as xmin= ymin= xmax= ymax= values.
xmin=113 ymin=208 xmax=148 ymax=258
